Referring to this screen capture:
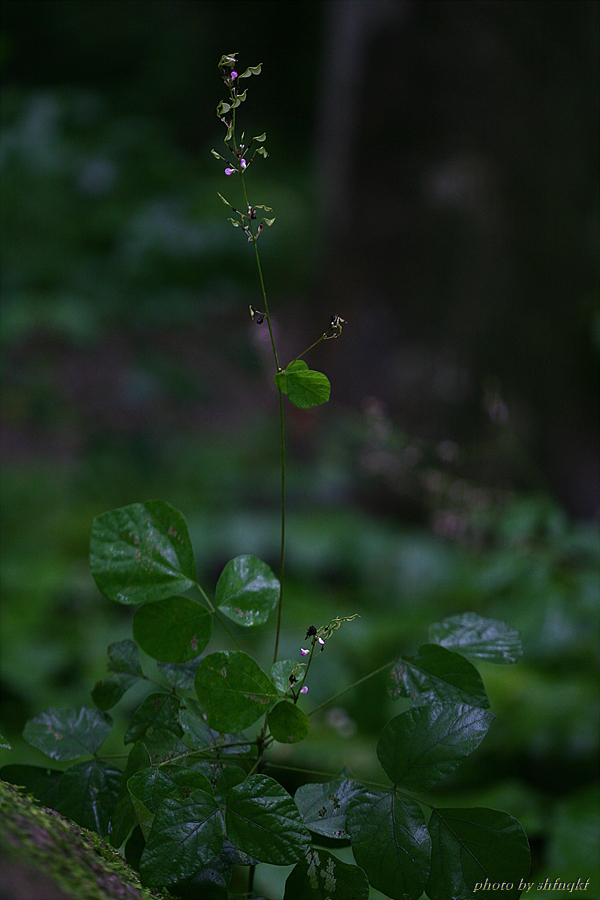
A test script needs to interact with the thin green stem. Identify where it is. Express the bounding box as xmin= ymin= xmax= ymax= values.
xmin=307 ymin=659 xmax=395 ymax=717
